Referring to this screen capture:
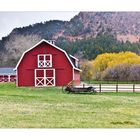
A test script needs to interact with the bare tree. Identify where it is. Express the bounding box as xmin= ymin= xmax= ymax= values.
xmin=102 ymin=64 xmax=131 ymax=81
xmin=129 ymin=64 xmax=140 ymax=81
xmin=3 ymin=34 xmax=41 ymax=66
